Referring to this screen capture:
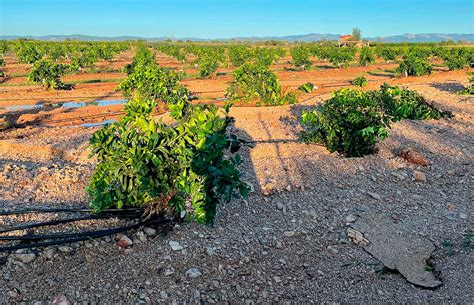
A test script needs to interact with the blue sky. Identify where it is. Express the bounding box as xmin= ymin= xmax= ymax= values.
xmin=1 ymin=0 xmax=473 ymax=38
